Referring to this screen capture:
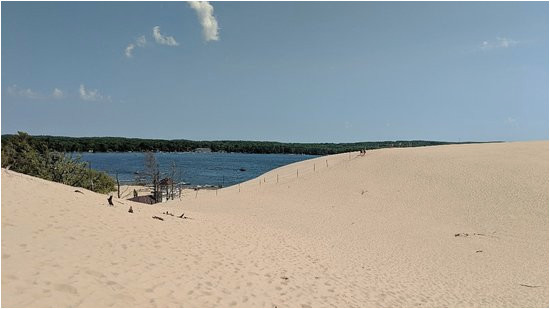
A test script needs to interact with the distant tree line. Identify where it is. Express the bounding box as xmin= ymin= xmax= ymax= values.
xmin=0 ymin=134 xmax=485 ymax=155
xmin=1 ymin=132 xmax=116 ymax=193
